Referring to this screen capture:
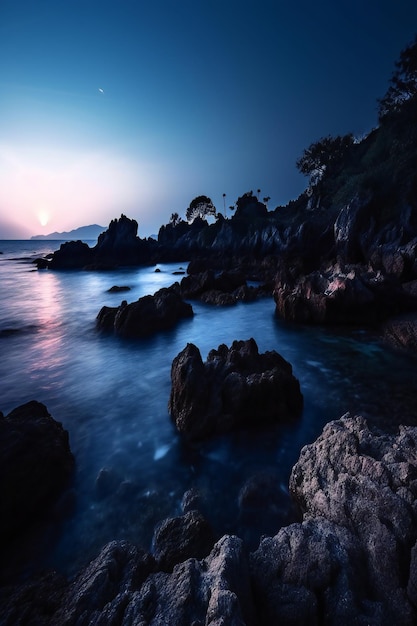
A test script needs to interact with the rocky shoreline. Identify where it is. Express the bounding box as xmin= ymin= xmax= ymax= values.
xmin=1 ymin=403 xmax=417 ymax=625
xmin=7 ymin=83 xmax=417 ymax=622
